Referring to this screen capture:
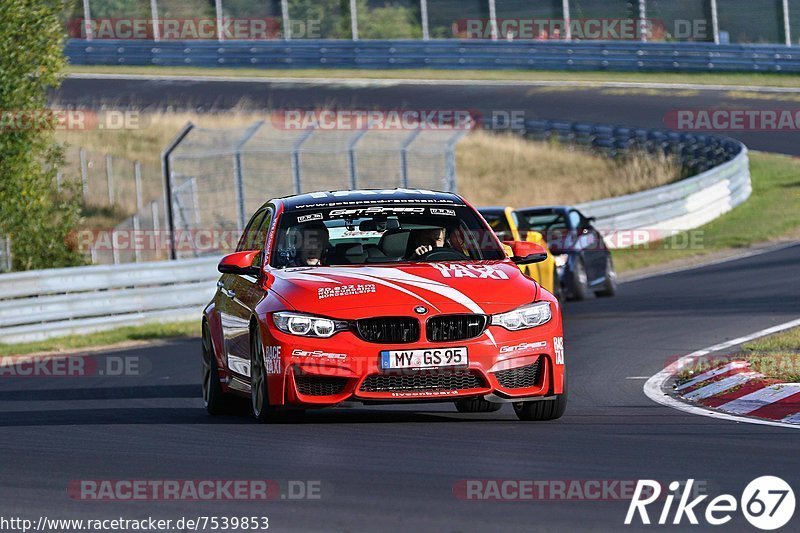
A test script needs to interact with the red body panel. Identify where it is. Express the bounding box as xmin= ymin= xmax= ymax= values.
xmin=203 ymin=192 xmax=566 ymax=409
